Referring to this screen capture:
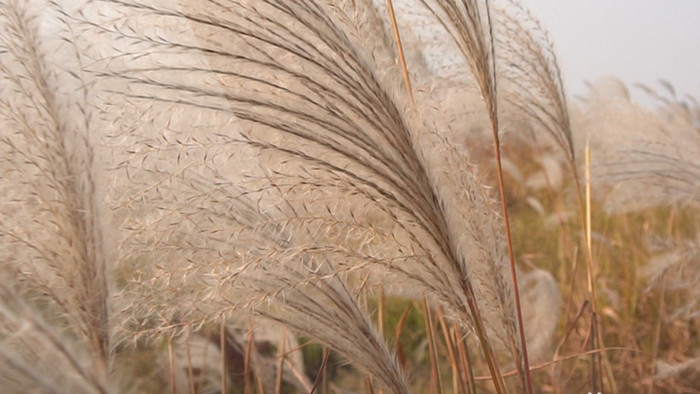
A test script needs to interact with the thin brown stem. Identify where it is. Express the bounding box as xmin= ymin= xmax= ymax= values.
xmin=378 ymin=288 xmax=385 ymax=336
xmin=489 ymin=115 xmax=534 ymax=394
xmin=185 ymin=334 xmax=196 ymax=394
xmin=436 ymin=307 xmax=463 ymax=394
xmin=647 ymin=281 xmax=666 ymax=394
xmin=168 ymin=335 xmax=177 ymax=394
xmin=464 ymin=283 xmax=508 ymax=394
xmin=275 ymin=327 xmax=287 ymax=394
xmin=482 ymin=1 xmax=533 ymax=391
xmin=476 ymin=347 xmax=637 ymax=380
xmin=576 ymin=140 xmax=615 ymax=393
xmin=422 ymin=296 xmax=444 ymax=394
xmin=310 ymin=347 xmax=331 ymax=394
xmin=386 ymin=0 xmax=414 ymax=105
xmin=455 ymin=326 xmax=476 ymax=394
